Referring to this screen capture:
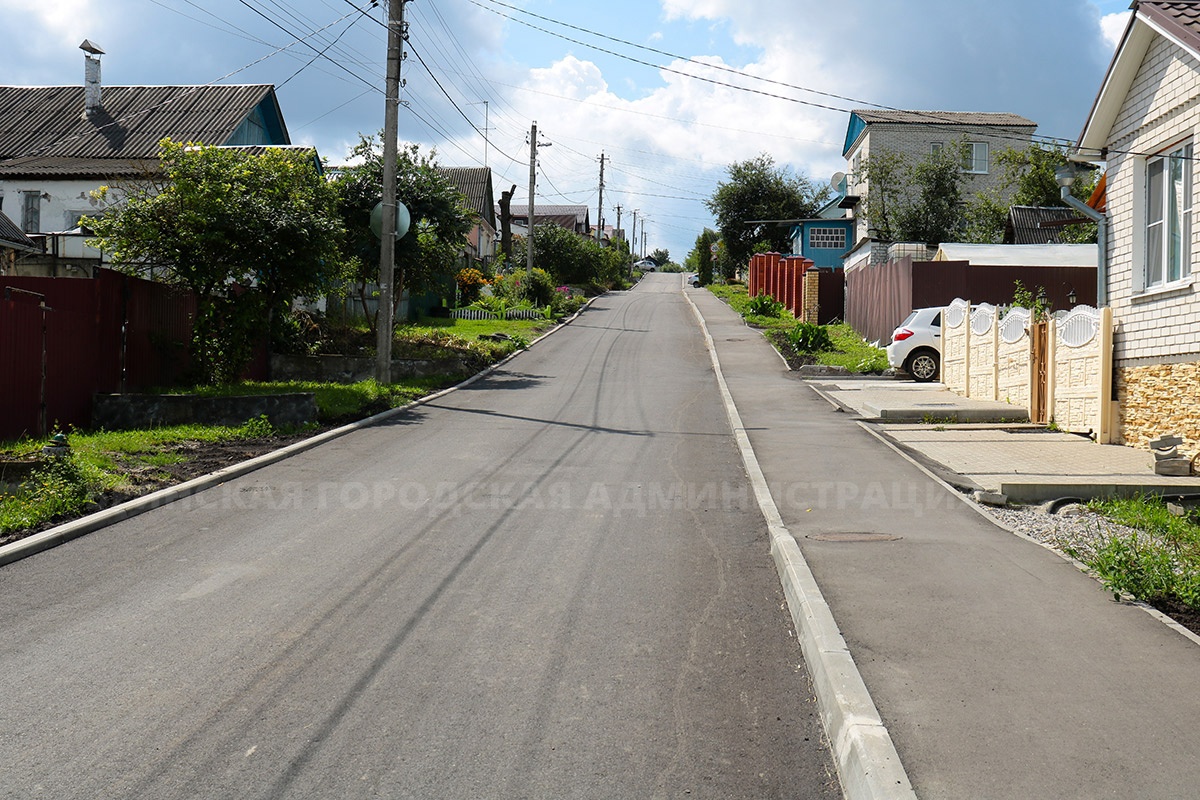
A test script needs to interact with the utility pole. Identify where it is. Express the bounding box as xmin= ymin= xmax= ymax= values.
xmin=596 ymin=152 xmax=605 ymax=244
xmin=615 ymin=204 xmax=622 ymax=243
xmin=376 ymin=0 xmax=408 ymax=383
xmin=641 ymin=216 xmax=648 ymax=258
xmin=631 ymin=208 xmax=639 ymax=259
xmin=527 ymin=120 xmax=537 ymax=276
